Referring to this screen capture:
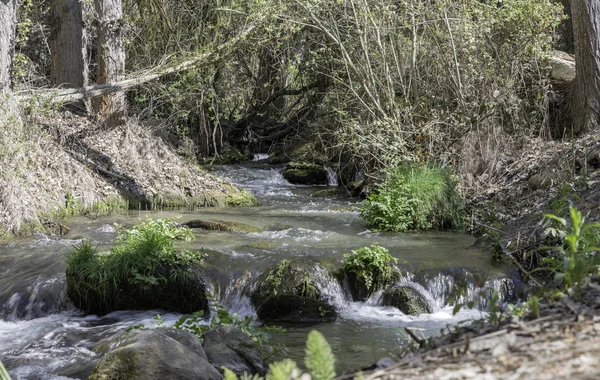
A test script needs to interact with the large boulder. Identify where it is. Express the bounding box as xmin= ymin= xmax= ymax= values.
xmin=67 ymin=262 xmax=209 ymax=315
xmin=251 ymin=259 xmax=337 ymax=323
xmin=202 ymin=325 xmax=266 ymax=376
xmin=89 ymin=329 xmax=222 ymax=380
xmin=183 ymin=220 xmax=262 ymax=233
xmin=283 ymin=162 xmax=328 ymax=185
xmin=382 ymin=286 xmax=432 ymax=315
